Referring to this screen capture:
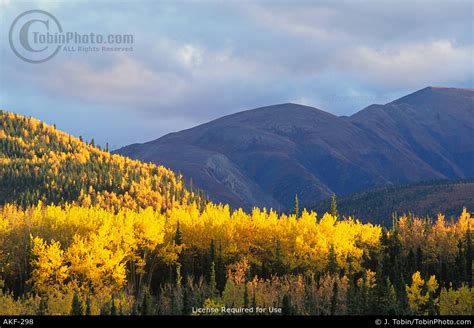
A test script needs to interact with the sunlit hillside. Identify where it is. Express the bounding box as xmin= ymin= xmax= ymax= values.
xmin=0 ymin=110 xmax=206 ymax=211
